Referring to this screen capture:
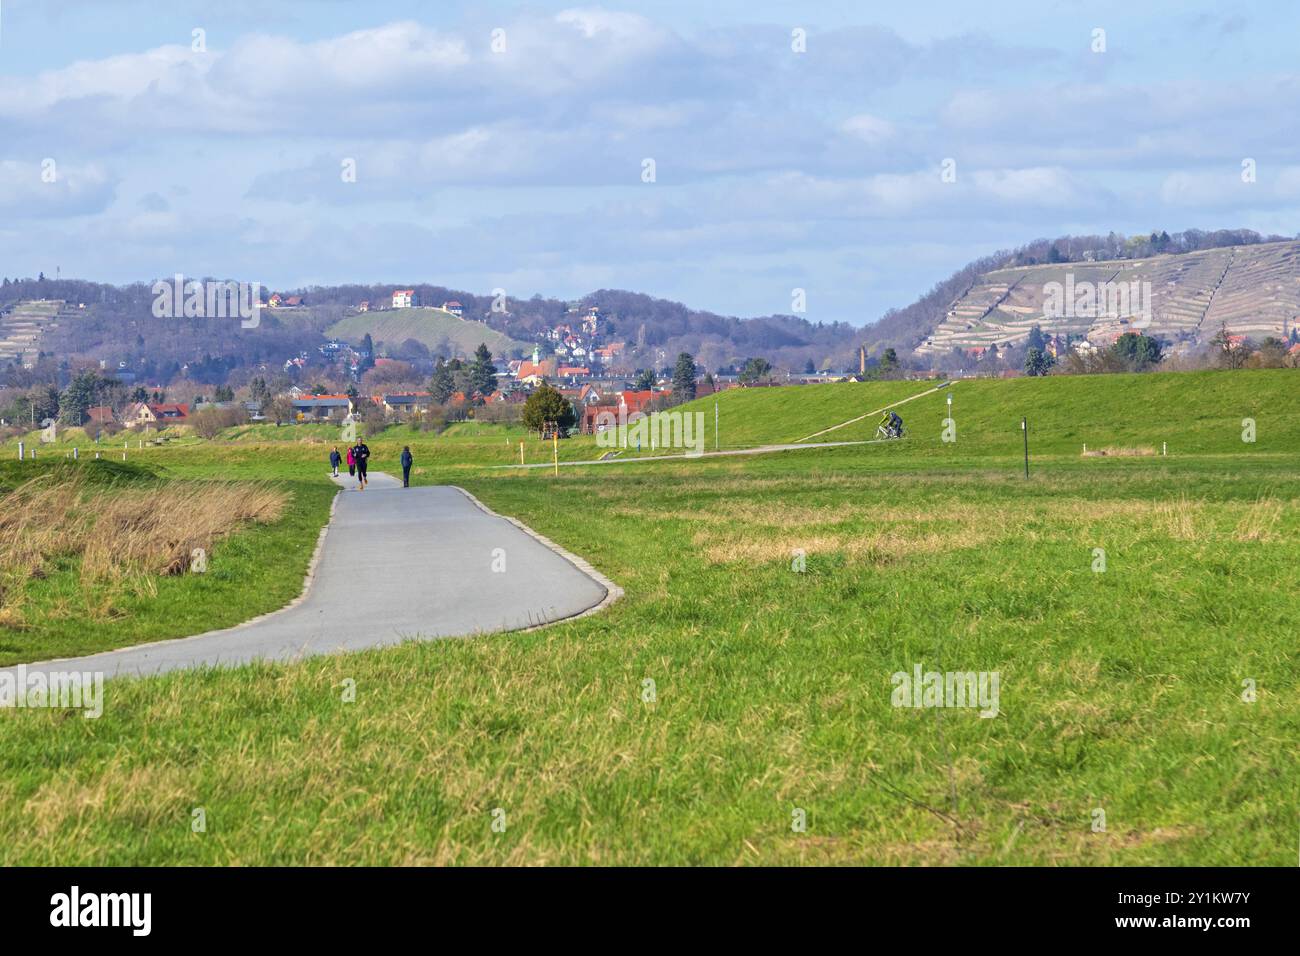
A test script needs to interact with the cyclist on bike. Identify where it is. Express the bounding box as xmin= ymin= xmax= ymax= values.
xmin=879 ymin=410 xmax=903 ymax=438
